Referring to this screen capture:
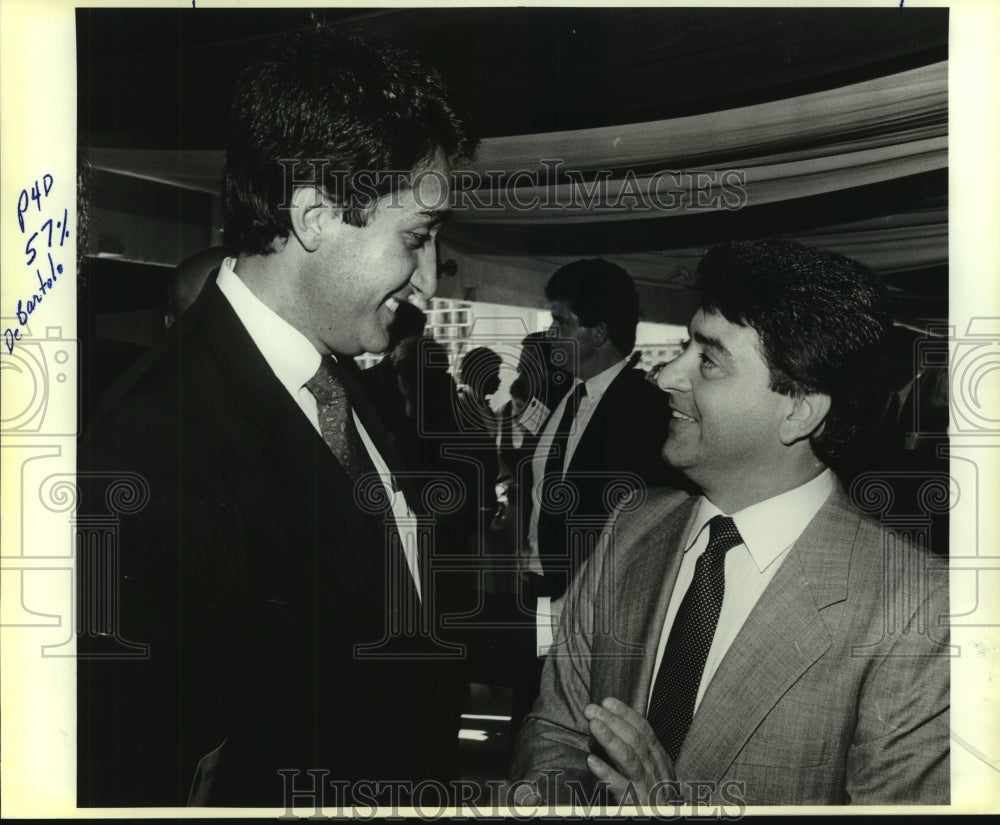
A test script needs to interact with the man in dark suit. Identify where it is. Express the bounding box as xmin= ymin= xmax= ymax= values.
xmin=509 ymin=259 xmax=686 ymax=742
xmin=511 ymin=241 xmax=949 ymax=807
xmin=77 ymin=26 xmax=474 ymax=807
